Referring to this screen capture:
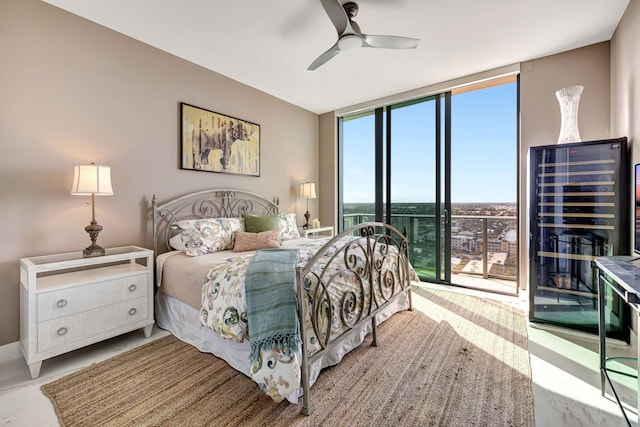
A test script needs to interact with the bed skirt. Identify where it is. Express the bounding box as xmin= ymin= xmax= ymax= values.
xmin=155 ymin=290 xmax=410 ymax=403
